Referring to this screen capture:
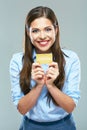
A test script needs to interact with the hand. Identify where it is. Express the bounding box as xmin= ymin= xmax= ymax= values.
xmin=45 ymin=62 xmax=59 ymax=87
xmin=31 ymin=63 xmax=45 ymax=86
